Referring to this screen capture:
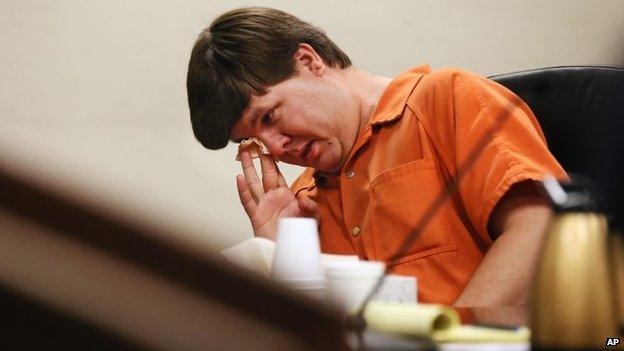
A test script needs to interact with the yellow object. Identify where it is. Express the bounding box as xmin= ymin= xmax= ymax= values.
xmin=363 ymin=302 xmax=529 ymax=343
xmin=610 ymin=232 xmax=624 ymax=337
xmin=432 ymin=325 xmax=530 ymax=343
xmin=531 ymin=212 xmax=618 ymax=349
